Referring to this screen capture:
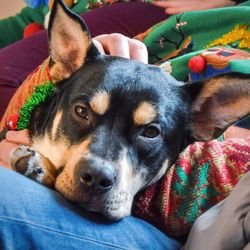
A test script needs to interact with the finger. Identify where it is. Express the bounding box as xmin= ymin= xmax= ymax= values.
xmin=94 ymin=33 xmax=130 ymax=59
xmin=153 ymin=0 xmax=198 ymax=8
xmin=0 ymin=140 xmax=19 ymax=164
xmin=164 ymin=3 xmax=211 ymax=14
xmin=153 ymin=0 xmax=234 ymax=10
xmin=92 ymin=39 xmax=105 ymax=54
xmin=0 ymin=160 xmax=12 ymax=169
xmin=5 ymin=129 xmax=31 ymax=145
xmin=94 ymin=34 xmax=148 ymax=63
xmin=128 ymin=39 xmax=148 ymax=64
xmin=104 ymin=34 xmax=131 ymax=59
xmin=165 ymin=0 xmax=235 ymax=14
